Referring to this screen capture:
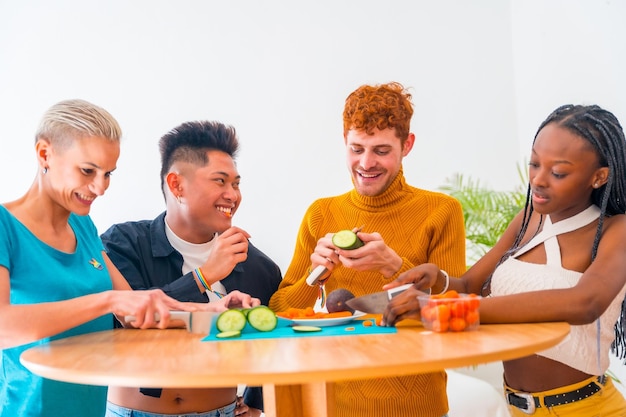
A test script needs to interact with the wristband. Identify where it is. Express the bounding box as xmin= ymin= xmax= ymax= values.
xmin=437 ymin=270 xmax=449 ymax=294
xmin=194 ymin=268 xmax=223 ymax=299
